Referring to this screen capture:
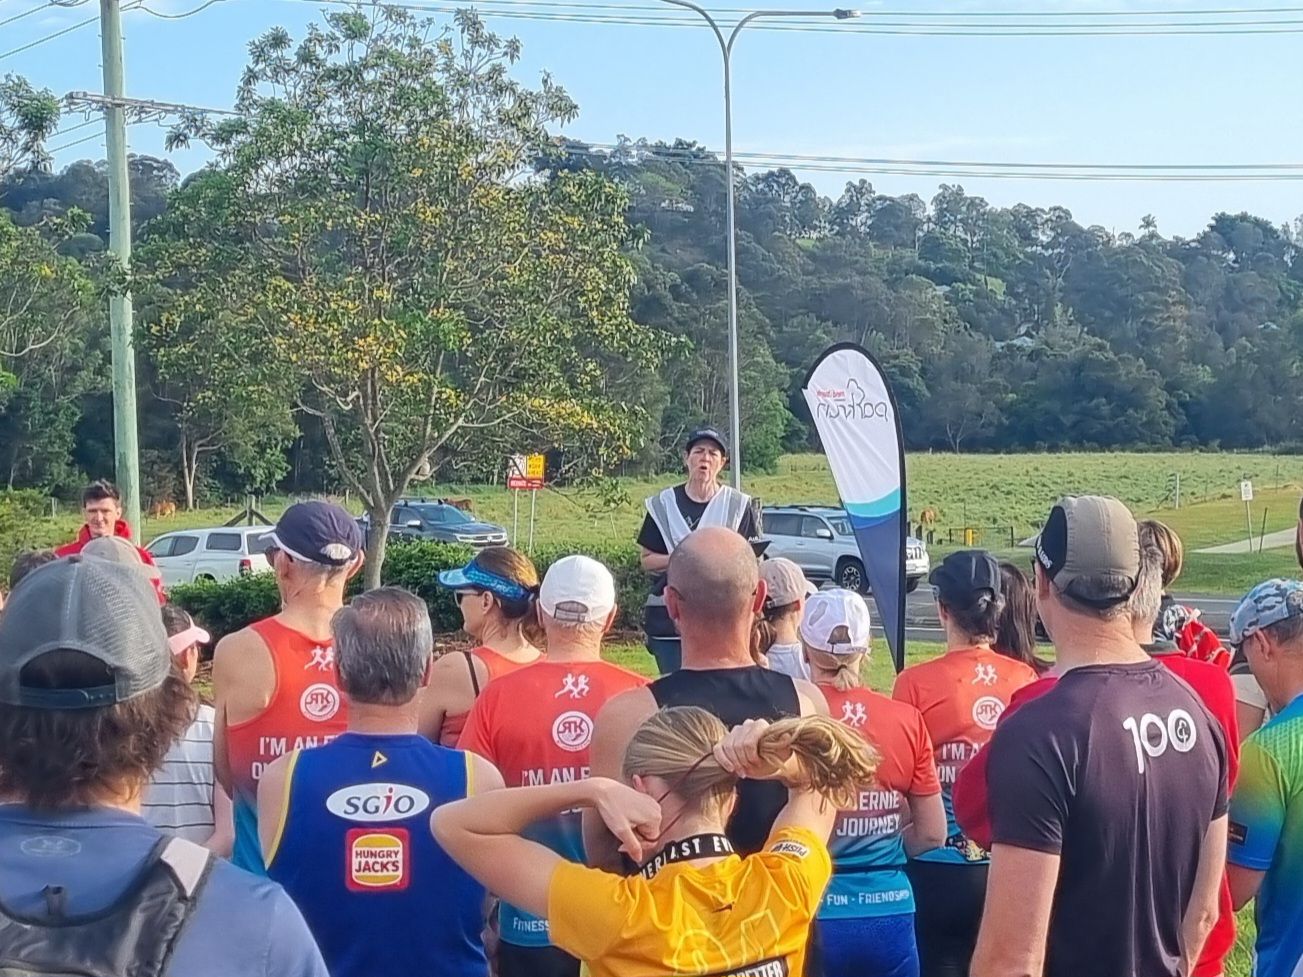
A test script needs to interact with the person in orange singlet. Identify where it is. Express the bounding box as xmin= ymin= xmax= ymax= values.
xmin=459 ymin=555 xmax=646 ymax=977
xmin=420 ymin=547 xmax=543 ymax=746
xmin=212 ymin=500 xmax=364 ymax=873
xmin=892 ymin=550 xmax=1037 ymax=977
xmin=801 ymin=588 xmax=946 ymax=977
